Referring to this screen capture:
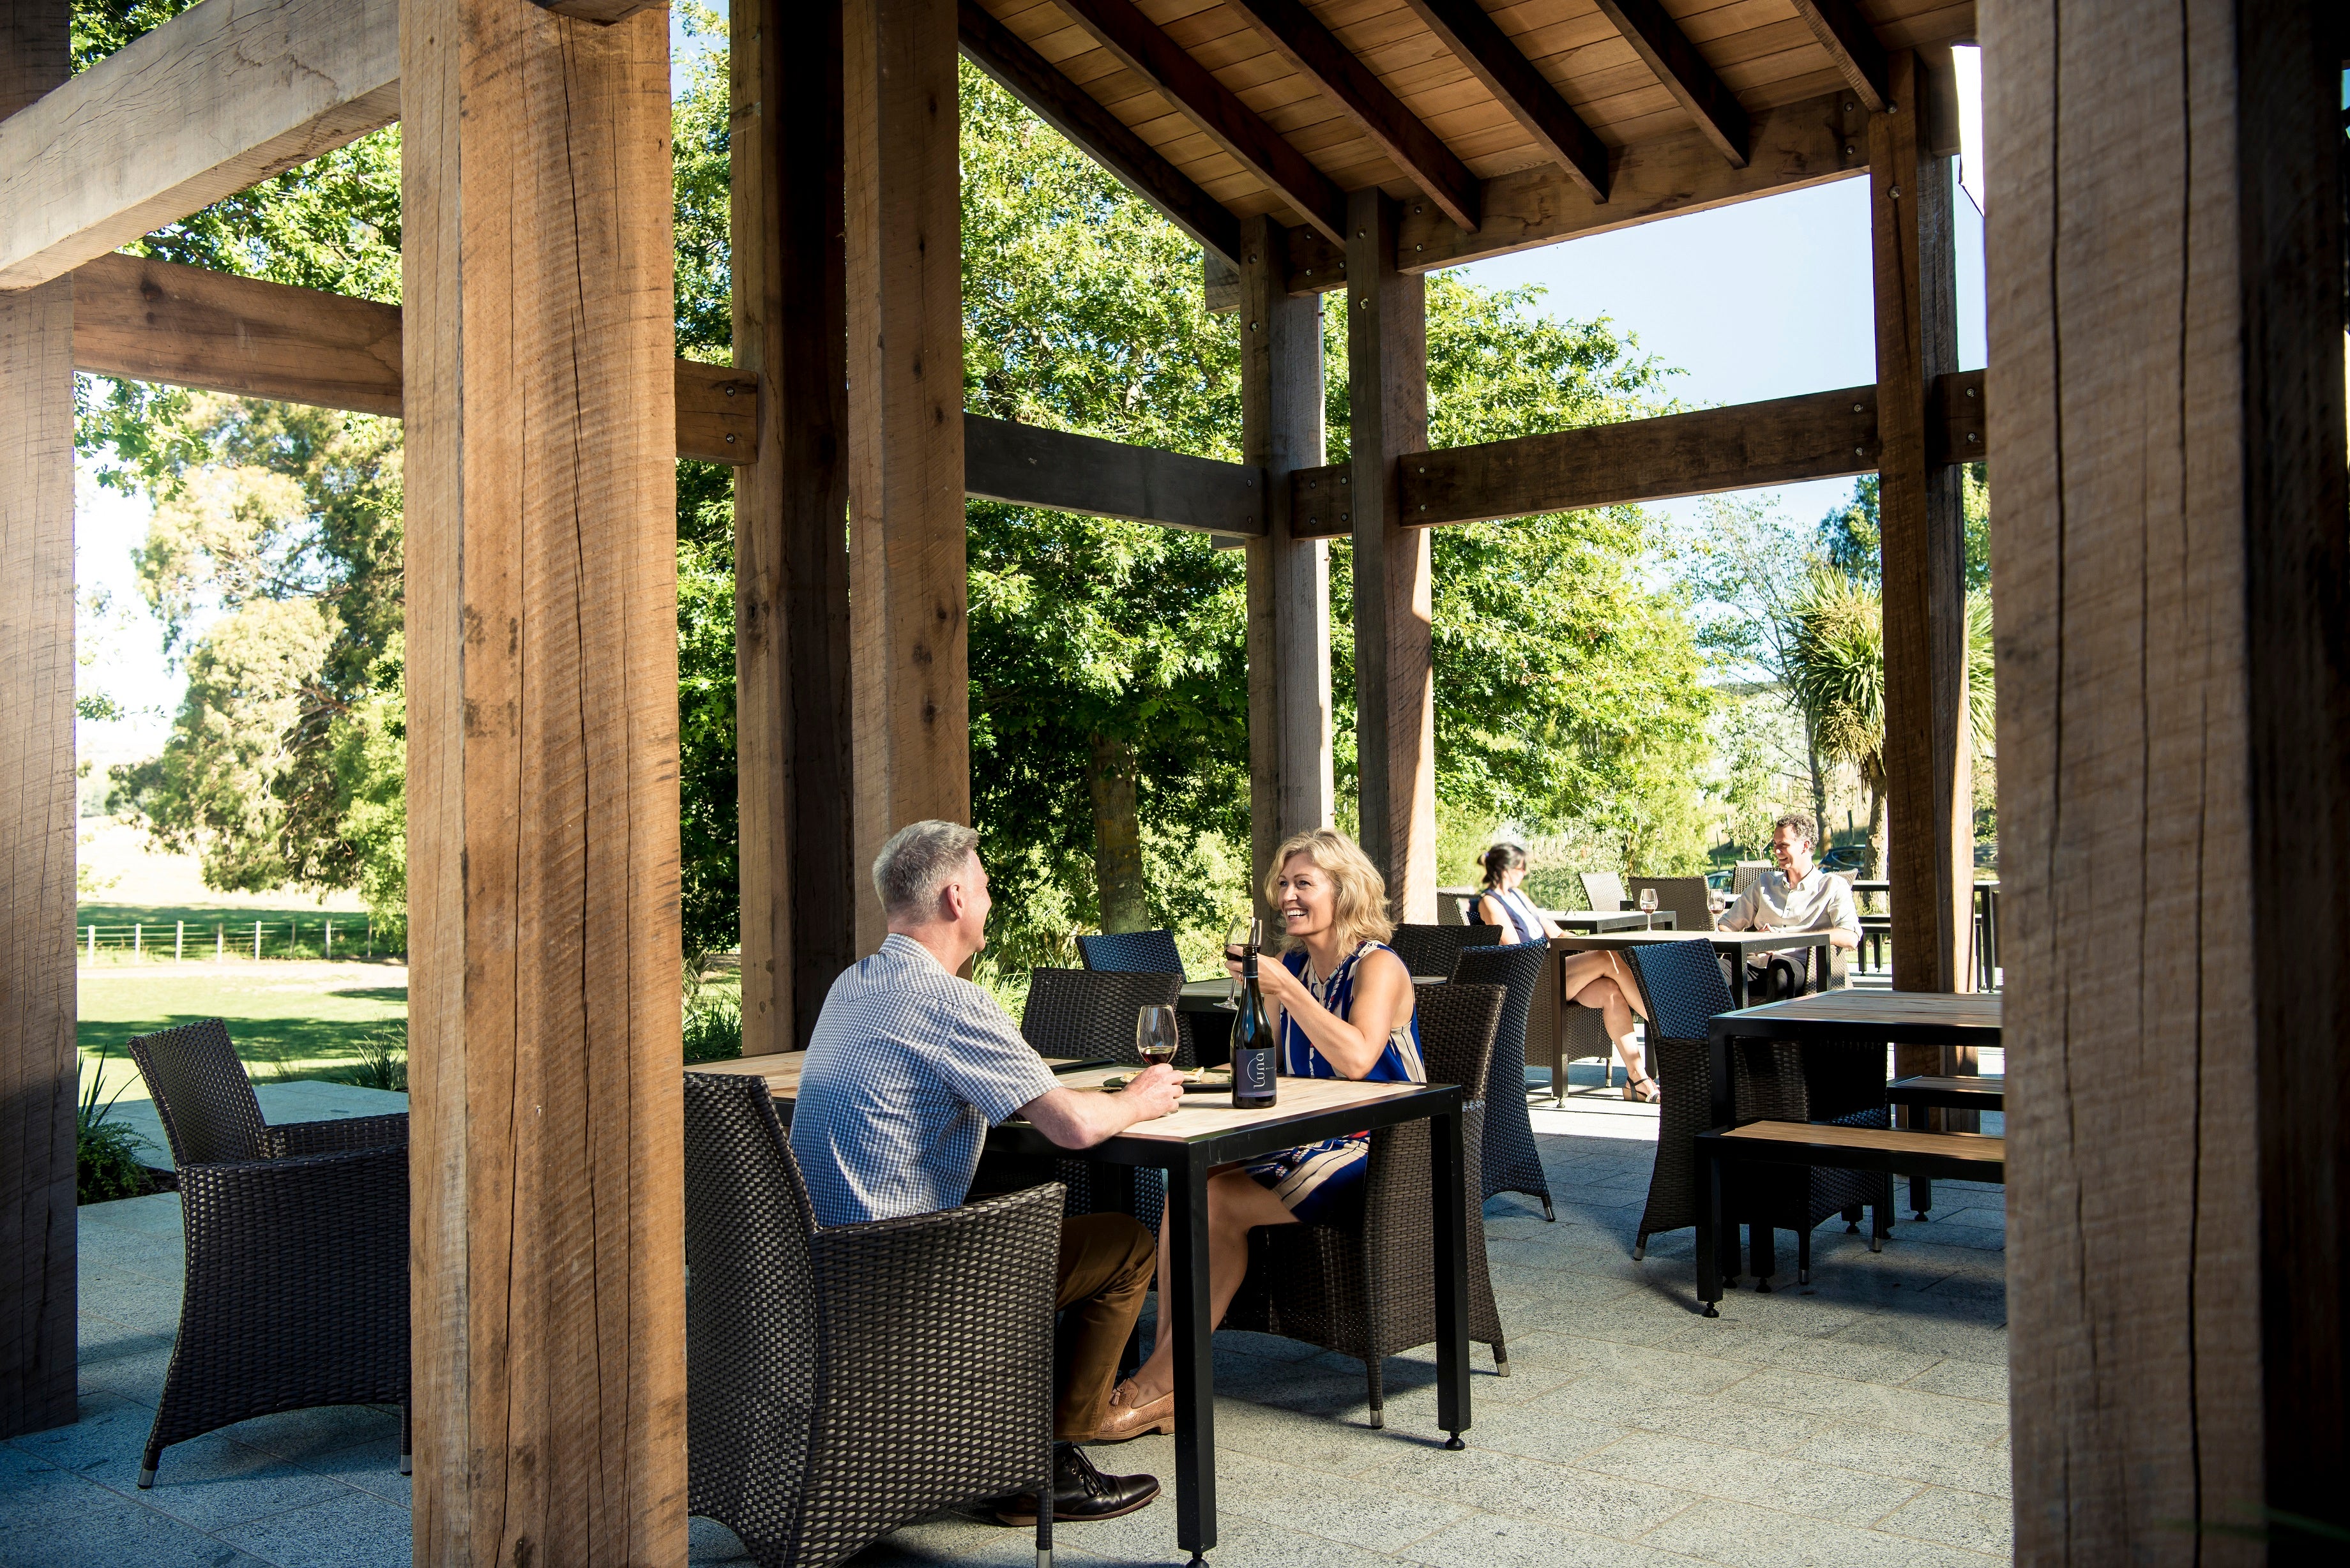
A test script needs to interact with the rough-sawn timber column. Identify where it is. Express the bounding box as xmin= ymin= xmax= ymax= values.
xmin=0 ymin=0 xmax=79 ymax=1442
xmin=1988 ymin=0 xmax=2349 ymax=1551
xmin=845 ymin=0 xmax=969 ymax=950
xmin=401 ymin=1 xmax=686 ymax=1559
xmin=1242 ymin=213 xmax=1333 ymax=908
xmin=1346 ymin=188 xmax=1436 ymax=923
